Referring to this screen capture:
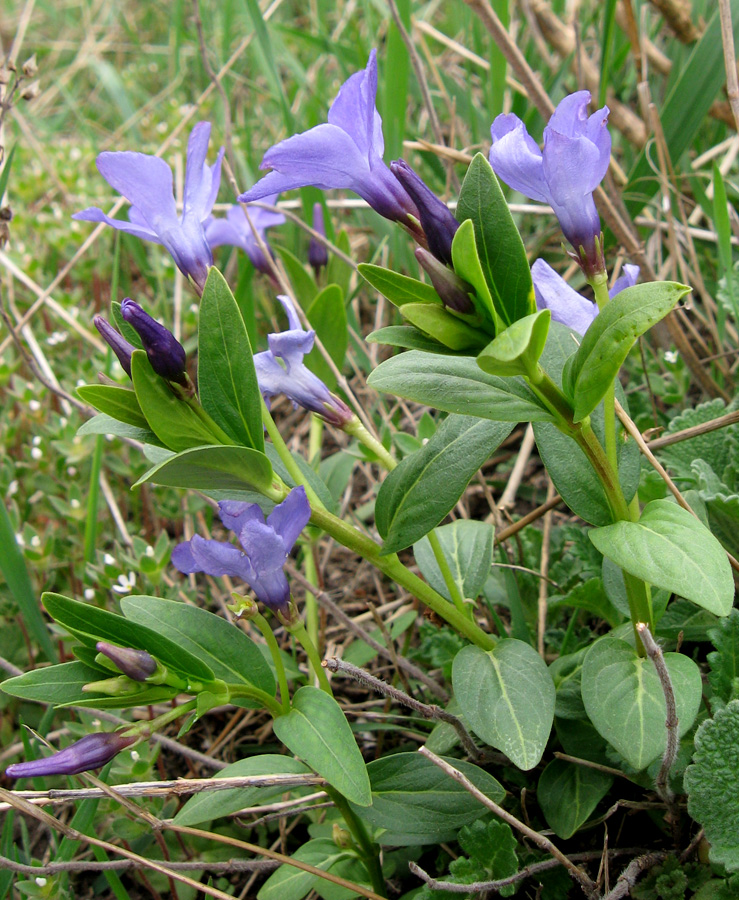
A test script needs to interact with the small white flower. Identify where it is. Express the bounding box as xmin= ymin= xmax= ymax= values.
xmin=145 ymin=546 xmax=155 ymax=557
xmin=70 ymin=499 xmax=81 ymax=509
xmin=112 ymin=572 xmax=136 ymax=594
xmin=7 ymin=480 xmax=18 ymax=496
xmin=15 ymin=533 xmax=25 ymax=547
xmin=32 ymin=436 xmax=42 ymax=446
xmin=31 ymin=447 xmax=43 ymax=460
xmin=103 ymin=553 xmax=115 ymax=566
xmin=59 ymin=416 xmax=68 ymax=428
xmin=664 ymin=350 xmax=678 ymax=364
xmin=35 ymin=877 xmax=47 ymax=887
xmin=67 ymin=466 xmax=77 ymax=477
xmin=28 ymin=400 xmax=41 ymax=412
xmin=131 ymin=750 xmax=140 ymax=762
xmin=84 ymin=588 xmax=95 ymax=600
xmin=30 ymin=535 xmax=41 ymax=548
